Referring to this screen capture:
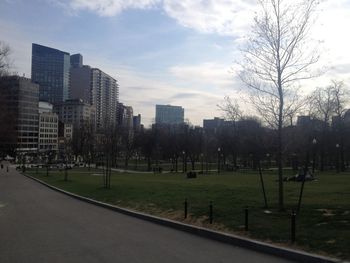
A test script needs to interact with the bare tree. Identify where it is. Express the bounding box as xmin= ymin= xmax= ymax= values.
xmin=331 ymin=80 xmax=349 ymax=118
xmin=239 ymin=0 xmax=320 ymax=210
xmin=309 ymin=83 xmax=338 ymax=171
xmin=329 ymin=80 xmax=349 ymax=171
xmin=310 ymin=85 xmax=335 ymax=125
xmin=217 ymin=96 xmax=243 ymax=122
xmin=0 ymin=41 xmax=11 ymax=76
